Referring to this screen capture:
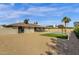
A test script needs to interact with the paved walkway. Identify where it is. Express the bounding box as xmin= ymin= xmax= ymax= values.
xmin=57 ymin=32 xmax=79 ymax=55
xmin=66 ymin=32 xmax=79 ymax=55
xmin=0 ymin=32 xmax=51 ymax=55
